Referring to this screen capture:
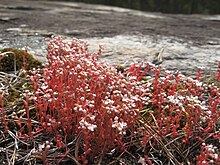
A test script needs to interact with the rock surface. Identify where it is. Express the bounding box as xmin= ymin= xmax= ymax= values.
xmin=0 ymin=0 xmax=220 ymax=76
